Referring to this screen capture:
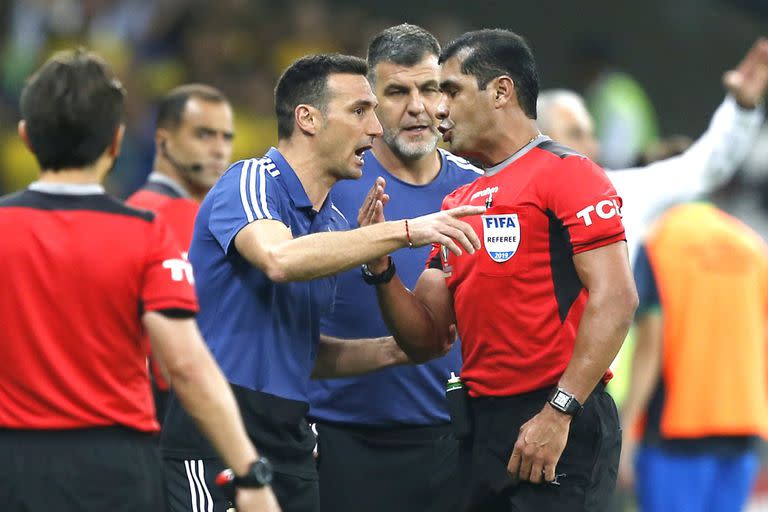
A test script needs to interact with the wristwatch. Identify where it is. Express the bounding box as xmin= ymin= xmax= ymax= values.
xmin=233 ymin=458 xmax=274 ymax=488
xmin=547 ymin=387 xmax=583 ymax=417
xmin=361 ymin=257 xmax=396 ymax=285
